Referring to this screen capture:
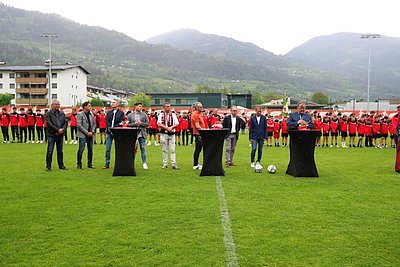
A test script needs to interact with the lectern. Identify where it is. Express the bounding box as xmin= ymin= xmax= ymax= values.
xmin=199 ymin=129 xmax=229 ymax=176
xmin=109 ymin=127 xmax=140 ymax=176
xmin=286 ymin=130 xmax=319 ymax=177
